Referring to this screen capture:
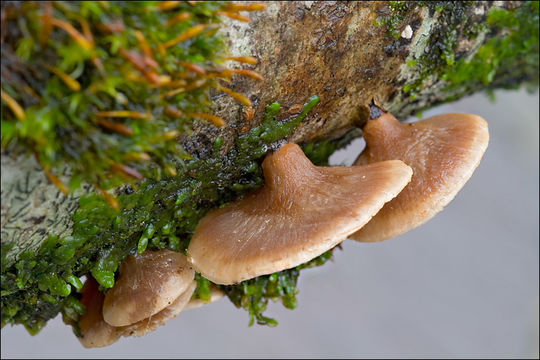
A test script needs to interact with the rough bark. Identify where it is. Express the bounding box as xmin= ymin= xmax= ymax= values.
xmin=1 ymin=1 xmax=538 ymax=262
xmin=209 ymin=1 xmax=537 ymax=150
